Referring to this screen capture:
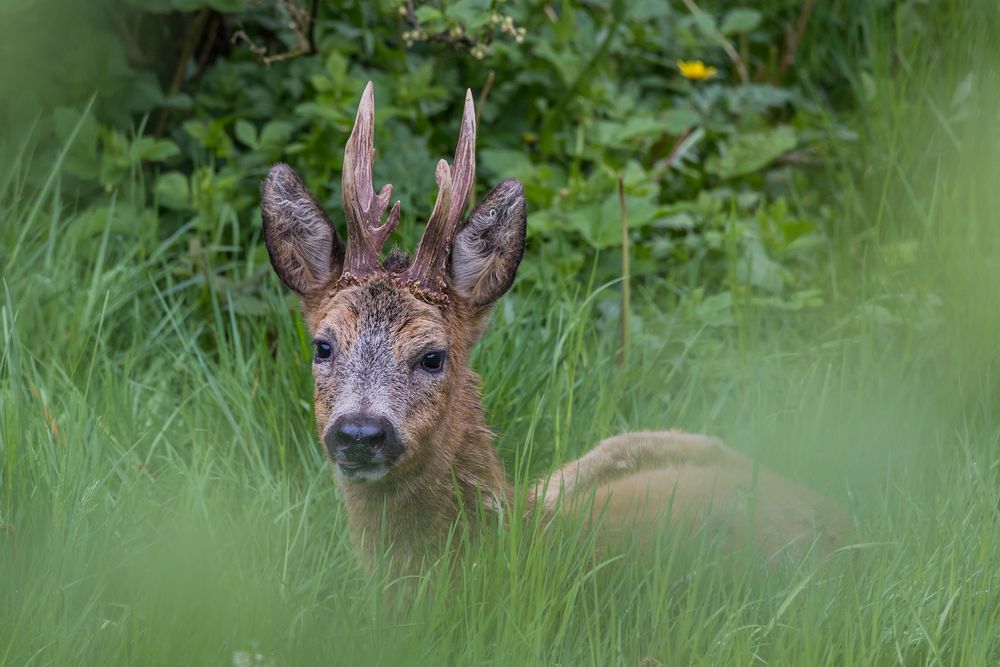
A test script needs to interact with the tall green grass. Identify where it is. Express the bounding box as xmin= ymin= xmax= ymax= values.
xmin=2 ymin=4 xmax=999 ymax=665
